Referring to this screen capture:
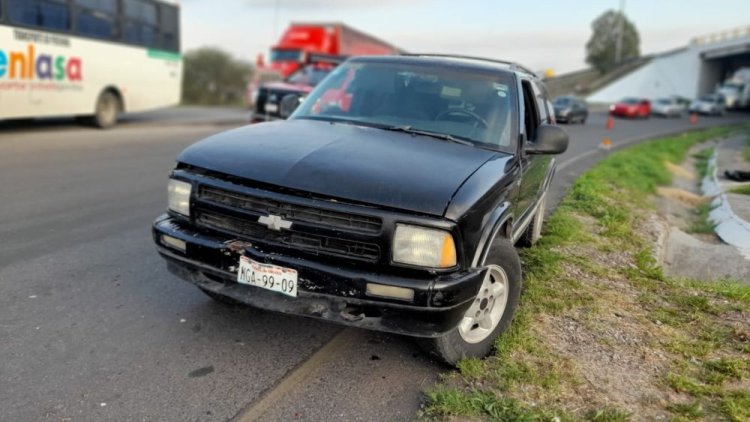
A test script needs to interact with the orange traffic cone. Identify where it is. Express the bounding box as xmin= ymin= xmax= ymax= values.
xmin=690 ymin=113 xmax=698 ymax=125
xmin=606 ymin=116 xmax=615 ymax=130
